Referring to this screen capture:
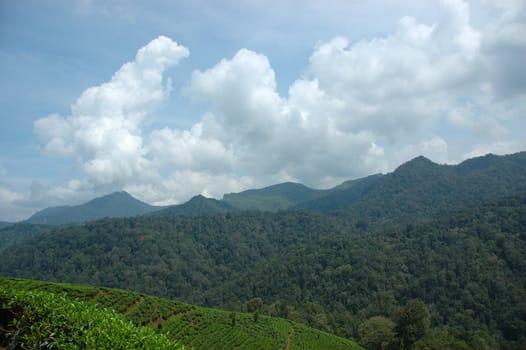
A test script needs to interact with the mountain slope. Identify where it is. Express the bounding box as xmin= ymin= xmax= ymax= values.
xmin=223 ymin=182 xmax=324 ymax=211
xmin=0 ymin=221 xmax=13 ymax=229
xmin=25 ymin=191 xmax=160 ymax=225
xmin=295 ymin=174 xmax=382 ymax=212
xmin=151 ymin=194 xmax=236 ymax=217
xmin=336 ymin=152 xmax=526 ymax=227
xmin=0 ymin=223 xmax=51 ymax=251
xmin=0 ymin=277 xmax=363 ymax=350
